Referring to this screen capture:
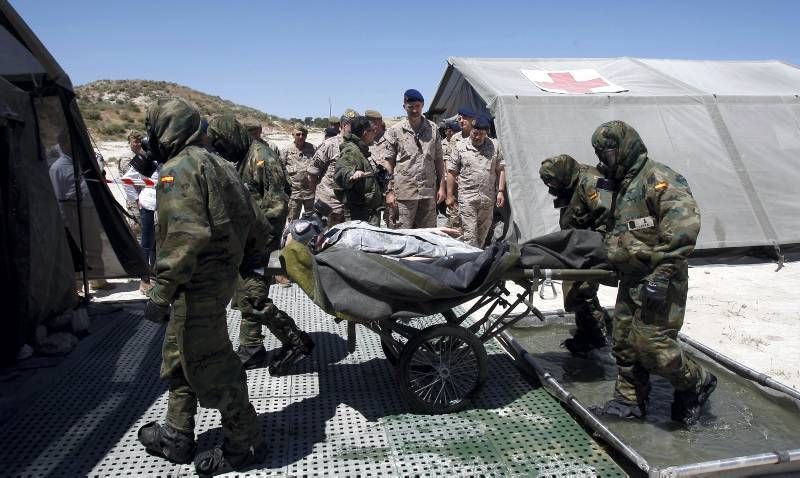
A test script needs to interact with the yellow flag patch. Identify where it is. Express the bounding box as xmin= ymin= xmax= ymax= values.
xmin=655 ymin=181 xmax=668 ymax=192
xmin=160 ymin=176 xmax=174 ymax=184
